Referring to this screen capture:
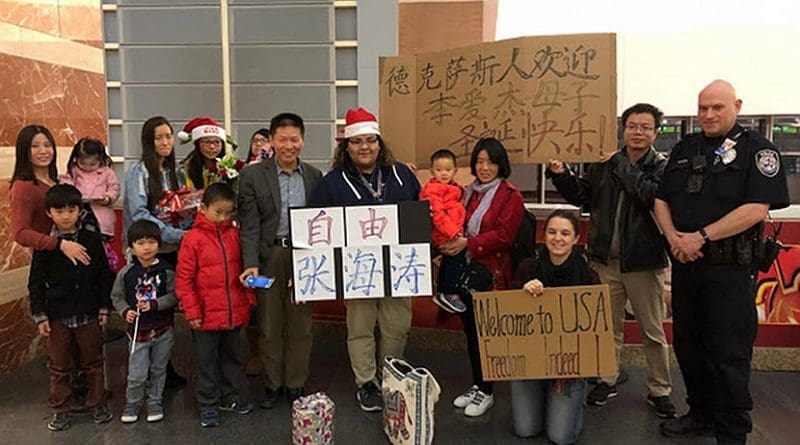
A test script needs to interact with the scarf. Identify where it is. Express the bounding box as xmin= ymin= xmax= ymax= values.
xmin=464 ymin=178 xmax=502 ymax=237
xmin=535 ymin=247 xmax=593 ymax=287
